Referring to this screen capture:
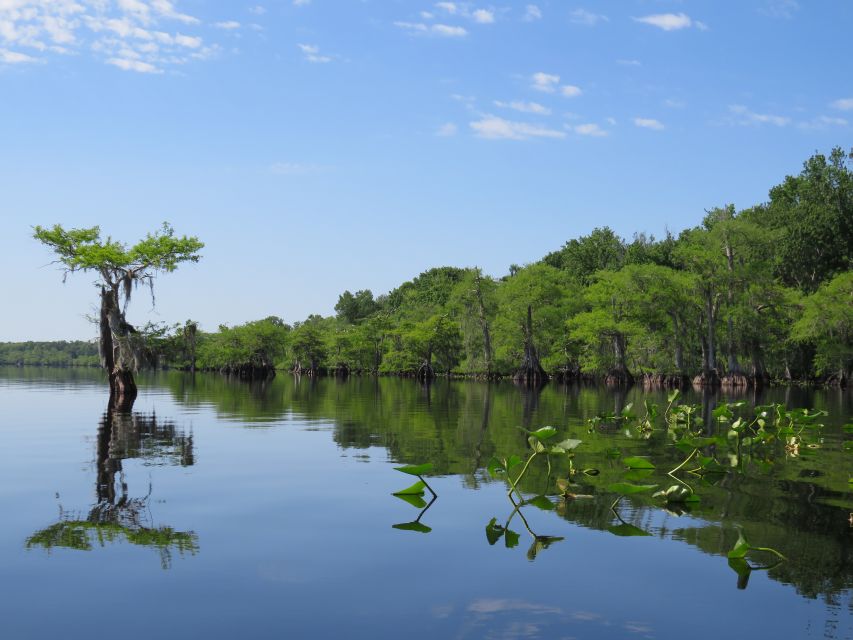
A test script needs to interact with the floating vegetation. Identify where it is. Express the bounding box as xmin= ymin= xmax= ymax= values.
xmin=384 ymin=394 xmax=834 ymax=582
